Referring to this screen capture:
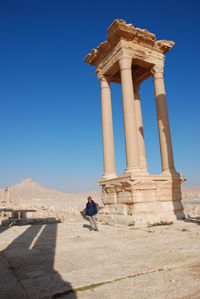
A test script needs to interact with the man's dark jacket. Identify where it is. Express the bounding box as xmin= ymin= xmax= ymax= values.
xmin=86 ymin=201 xmax=98 ymax=216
